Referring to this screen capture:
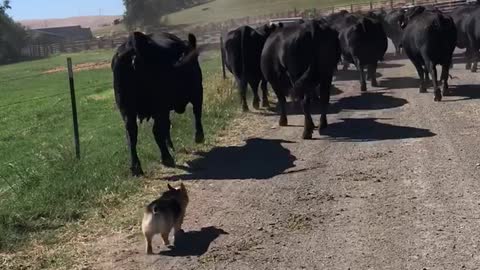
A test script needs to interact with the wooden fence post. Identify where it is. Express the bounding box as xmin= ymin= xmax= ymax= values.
xmin=350 ymin=4 xmax=354 ymax=12
xmin=220 ymin=35 xmax=226 ymax=80
xmin=370 ymin=1 xmax=373 ymax=10
xmin=66 ymin=58 xmax=81 ymax=159
xmin=390 ymin=0 xmax=393 ymax=9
